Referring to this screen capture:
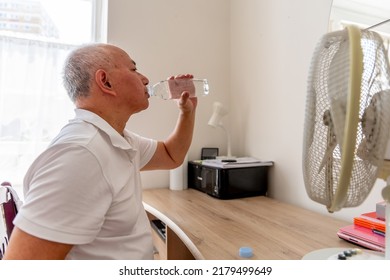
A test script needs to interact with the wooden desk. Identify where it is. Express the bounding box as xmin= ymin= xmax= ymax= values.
xmin=142 ymin=188 xmax=351 ymax=260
